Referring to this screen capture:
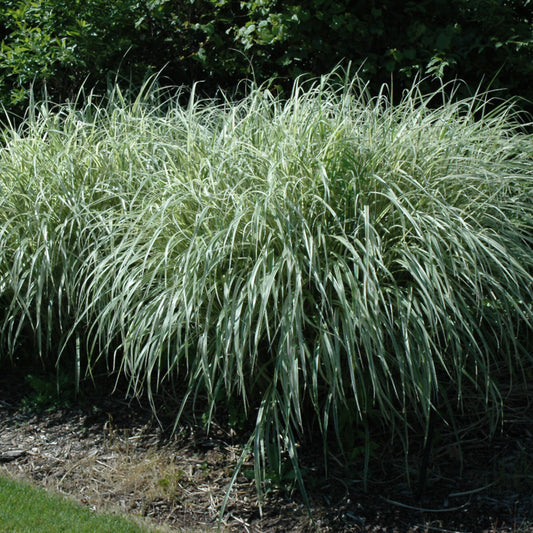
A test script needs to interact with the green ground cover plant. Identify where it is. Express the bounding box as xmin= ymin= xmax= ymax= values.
xmin=0 ymin=72 xmax=532 ymax=500
xmin=0 ymin=474 xmax=156 ymax=532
